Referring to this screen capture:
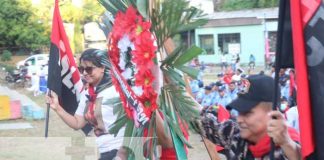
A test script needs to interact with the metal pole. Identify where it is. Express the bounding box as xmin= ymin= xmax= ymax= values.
xmin=45 ymin=90 xmax=51 ymax=138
